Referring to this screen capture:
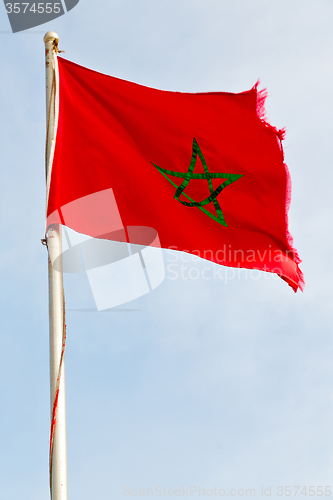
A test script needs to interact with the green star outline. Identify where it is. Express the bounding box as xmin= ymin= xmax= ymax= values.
xmin=152 ymin=138 xmax=243 ymax=227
